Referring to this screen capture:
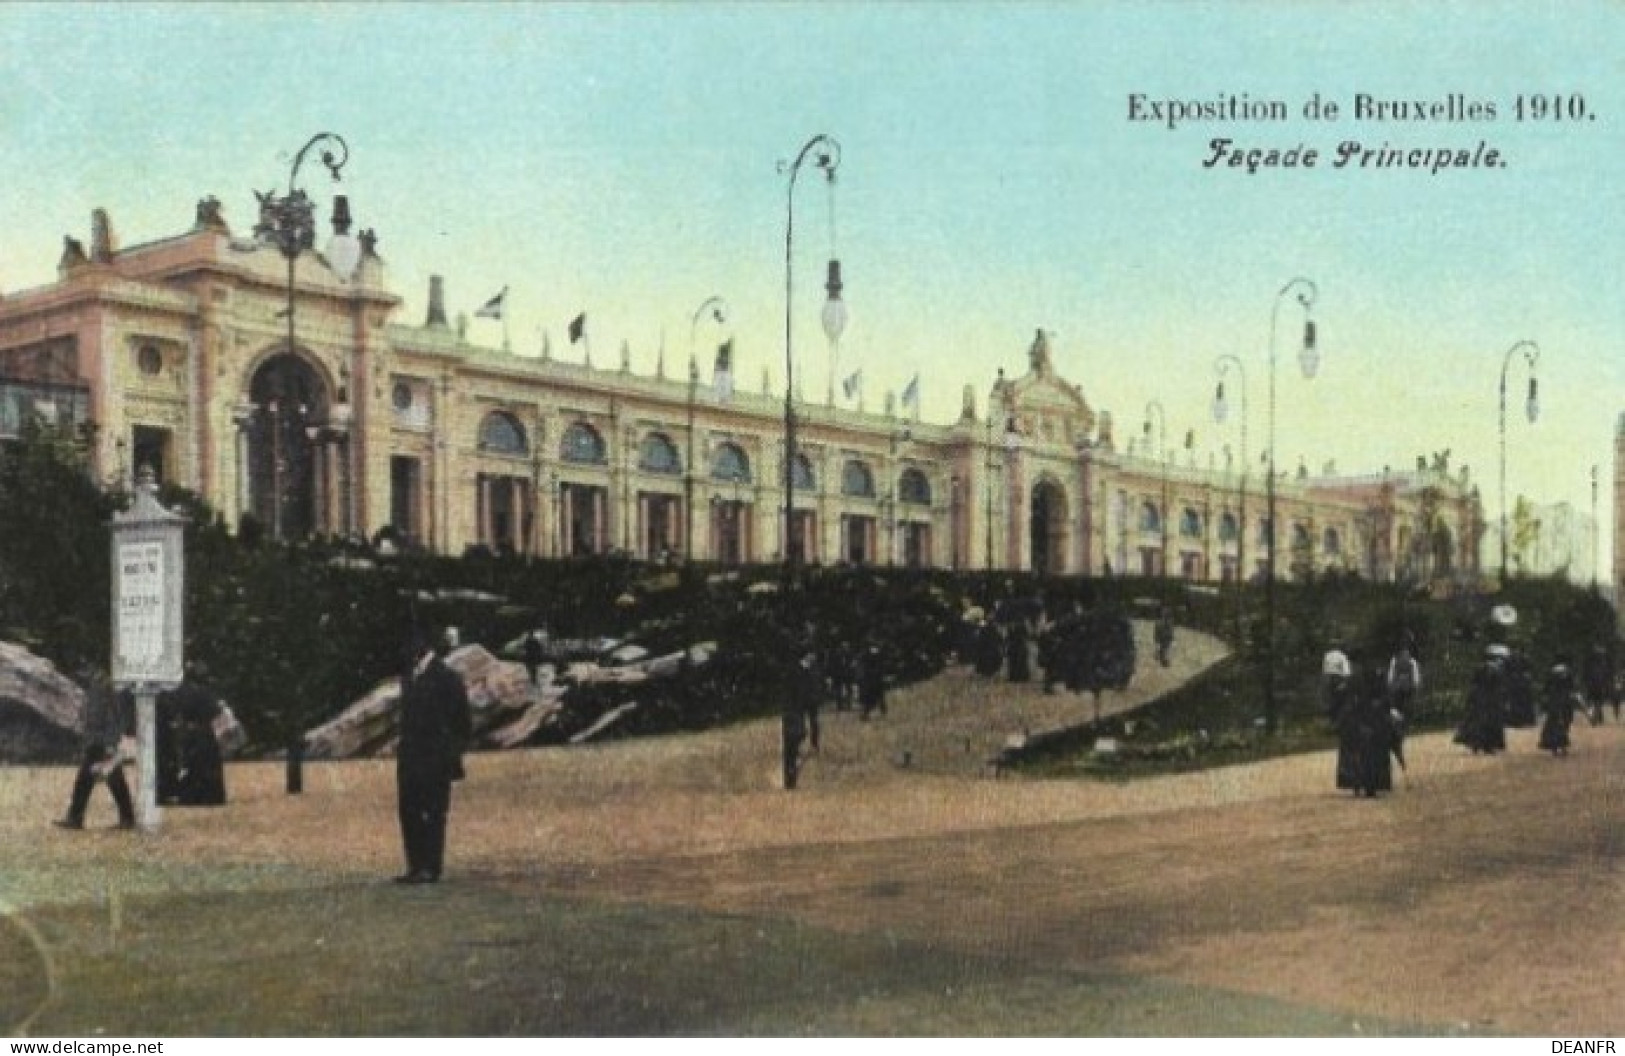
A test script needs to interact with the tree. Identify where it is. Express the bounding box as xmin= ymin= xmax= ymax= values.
xmin=0 ymin=418 xmax=116 ymax=670
xmin=1510 ymin=496 xmax=1538 ymax=574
